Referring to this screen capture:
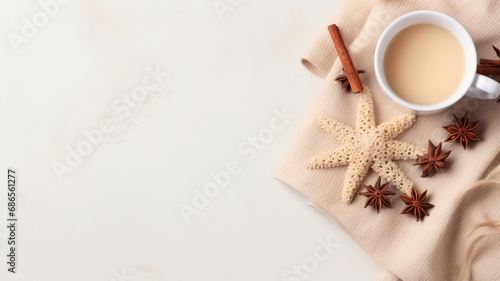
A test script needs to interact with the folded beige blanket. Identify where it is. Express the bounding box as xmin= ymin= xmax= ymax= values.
xmin=274 ymin=1 xmax=500 ymax=280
